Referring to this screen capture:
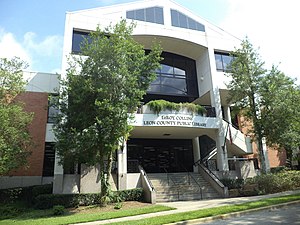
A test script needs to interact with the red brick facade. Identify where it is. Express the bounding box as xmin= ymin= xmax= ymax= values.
xmin=10 ymin=92 xmax=48 ymax=176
